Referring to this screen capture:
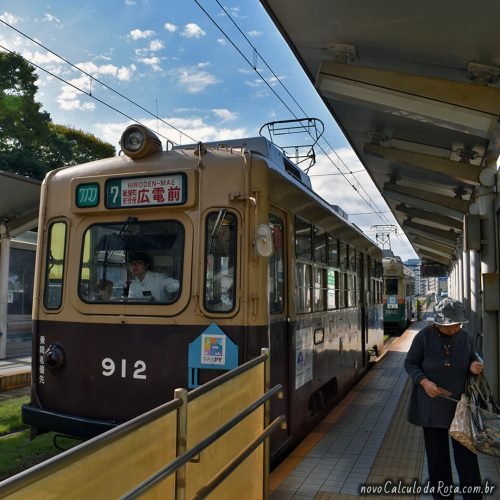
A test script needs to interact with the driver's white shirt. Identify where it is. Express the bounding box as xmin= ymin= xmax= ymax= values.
xmin=129 ymin=271 xmax=179 ymax=302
